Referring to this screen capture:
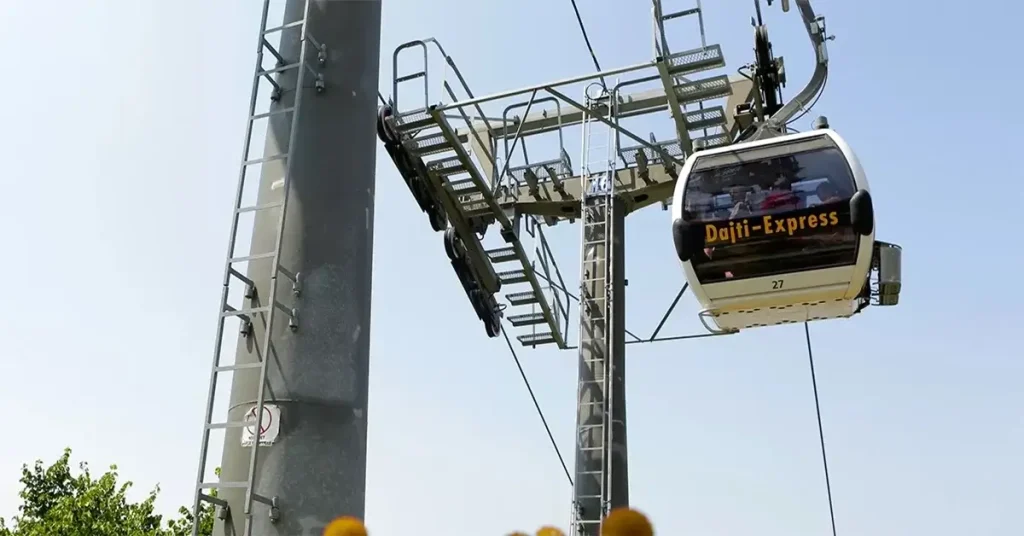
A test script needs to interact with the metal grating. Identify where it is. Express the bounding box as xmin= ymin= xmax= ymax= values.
xmin=667 ymin=44 xmax=725 ymax=77
xmin=674 ymin=74 xmax=733 ymax=105
xmin=683 ymin=105 xmax=727 ymax=131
